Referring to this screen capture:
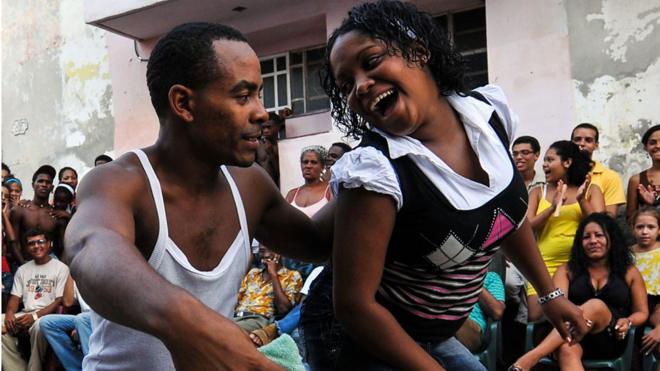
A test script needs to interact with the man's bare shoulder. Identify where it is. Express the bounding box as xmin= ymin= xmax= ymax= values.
xmin=77 ymin=152 xmax=147 ymax=203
